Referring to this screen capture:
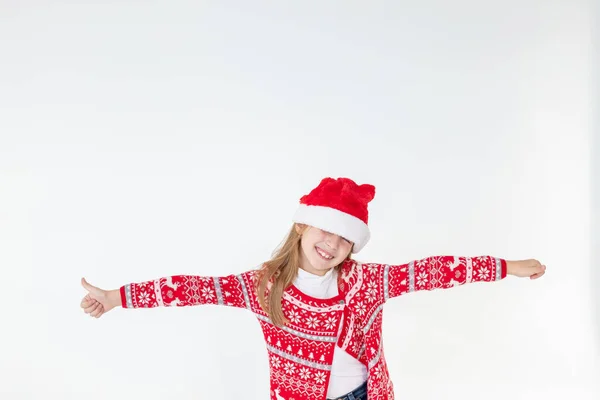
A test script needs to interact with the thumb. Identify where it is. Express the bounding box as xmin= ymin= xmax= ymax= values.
xmin=81 ymin=277 xmax=103 ymax=296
